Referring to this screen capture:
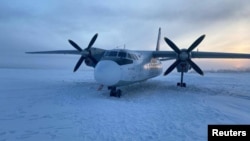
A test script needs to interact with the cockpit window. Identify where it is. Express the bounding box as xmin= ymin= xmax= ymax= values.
xmin=131 ymin=54 xmax=138 ymax=60
xmin=109 ymin=51 xmax=118 ymax=57
xmin=104 ymin=50 xmax=139 ymax=61
xmin=134 ymin=54 xmax=139 ymax=60
xmin=118 ymin=52 xmax=127 ymax=58
xmin=127 ymin=53 xmax=132 ymax=59
xmin=104 ymin=51 xmax=117 ymax=57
